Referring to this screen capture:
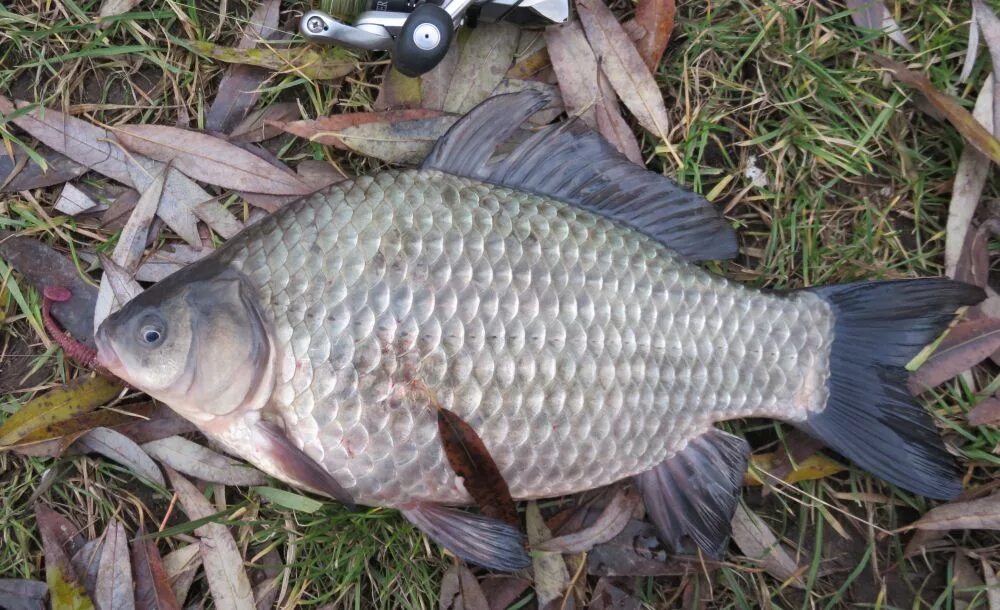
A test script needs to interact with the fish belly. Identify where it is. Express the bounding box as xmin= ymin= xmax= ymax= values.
xmin=223 ymin=169 xmax=835 ymax=506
